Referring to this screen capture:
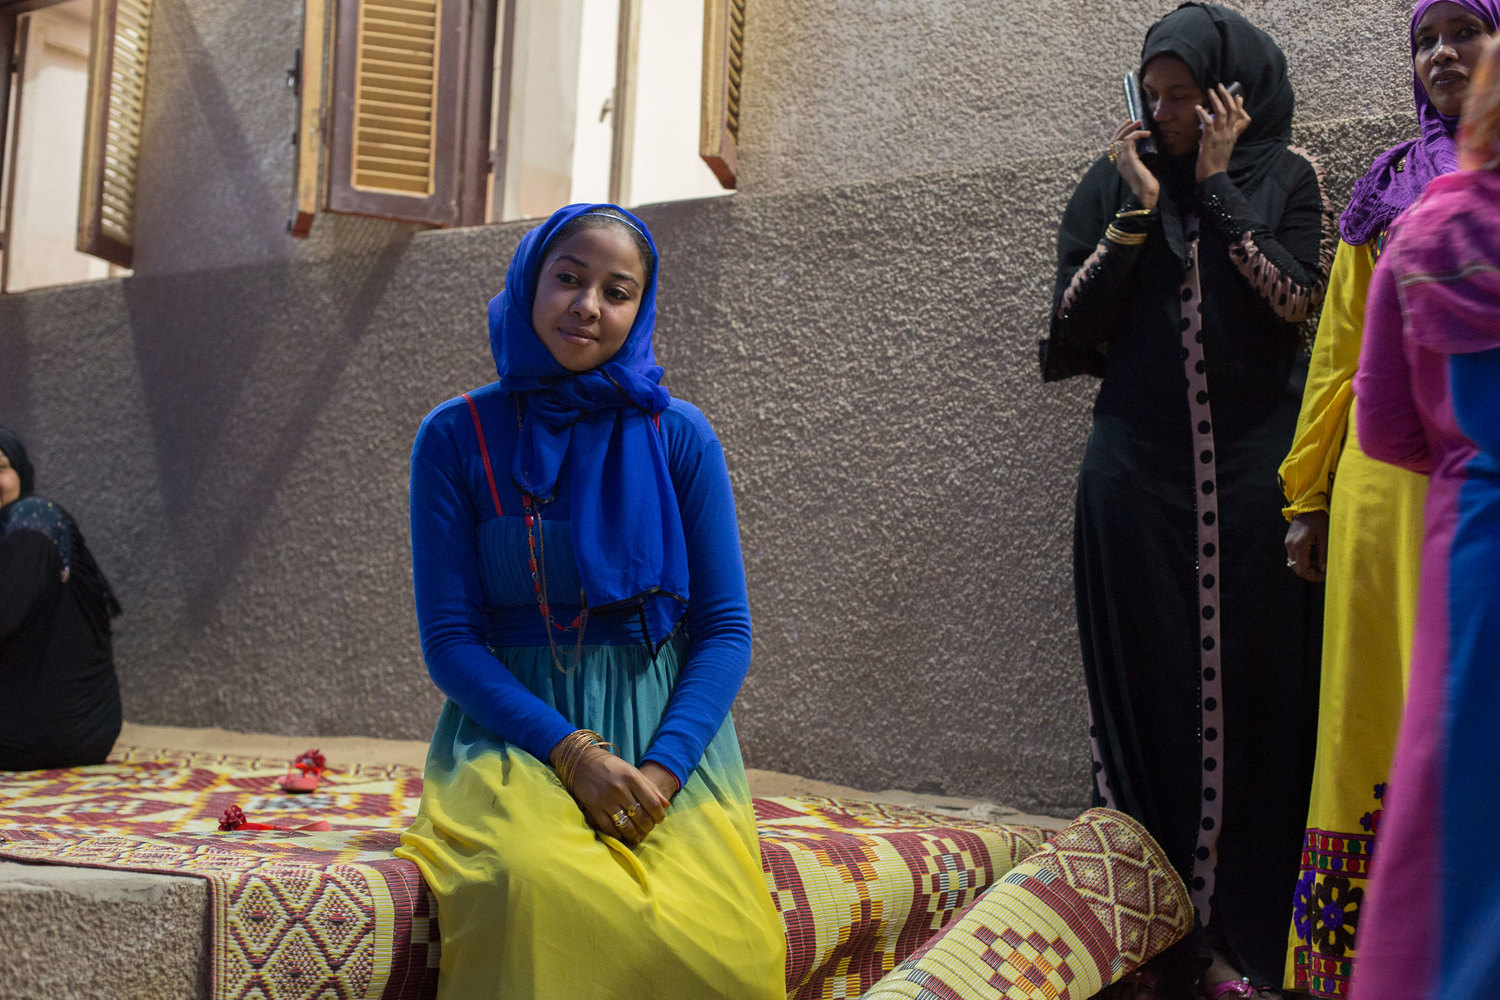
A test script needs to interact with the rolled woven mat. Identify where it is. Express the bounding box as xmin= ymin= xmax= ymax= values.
xmin=859 ymin=808 xmax=1192 ymax=999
